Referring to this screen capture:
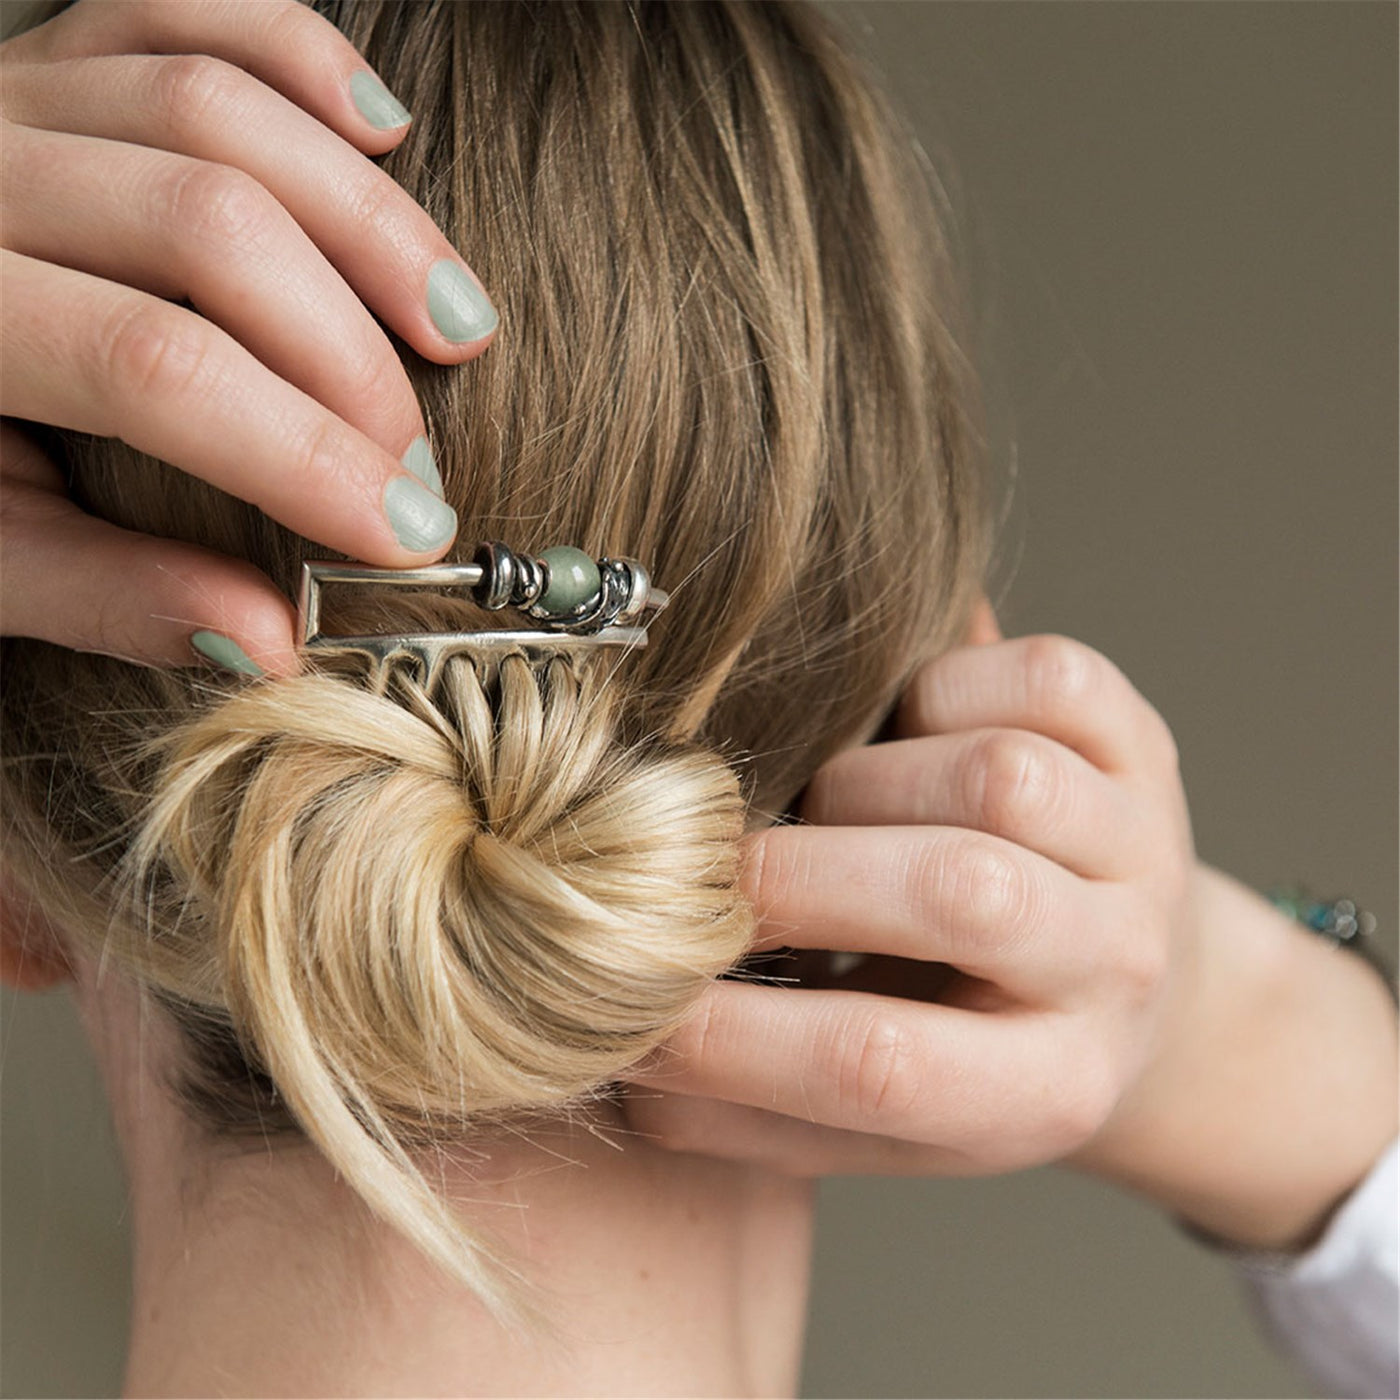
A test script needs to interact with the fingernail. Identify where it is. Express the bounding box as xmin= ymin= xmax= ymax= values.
xmin=427 ymin=259 xmax=499 ymax=343
xmin=401 ymin=435 xmax=443 ymax=498
xmin=190 ymin=630 xmax=263 ymax=676
xmin=349 ymin=71 xmax=412 ymax=130
xmin=384 ymin=475 xmax=457 ymax=552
